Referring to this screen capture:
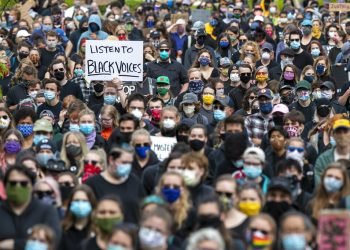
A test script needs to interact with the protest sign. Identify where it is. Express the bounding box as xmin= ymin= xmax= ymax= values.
xmin=317 ymin=210 xmax=350 ymax=250
xmin=329 ymin=3 xmax=350 ymax=12
xmin=171 ymin=13 xmax=189 ymax=23
xmin=151 ymin=136 xmax=177 ymax=161
xmin=85 ymin=40 xmax=143 ymax=82
xmin=191 ymin=9 xmax=211 ymax=23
